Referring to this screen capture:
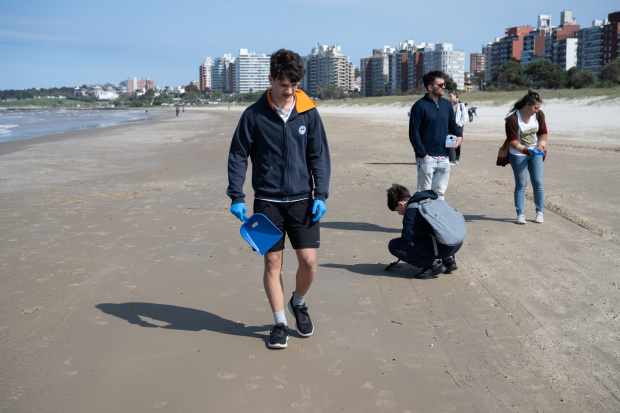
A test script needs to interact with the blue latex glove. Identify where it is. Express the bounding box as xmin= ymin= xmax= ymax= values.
xmin=312 ymin=200 xmax=326 ymax=222
xmin=529 ymin=149 xmax=545 ymax=156
xmin=230 ymin=203 xmax=246 ymax=222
